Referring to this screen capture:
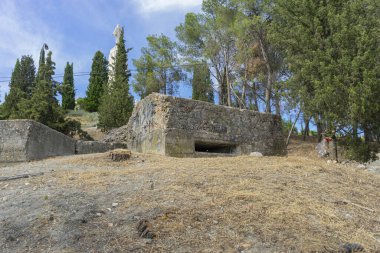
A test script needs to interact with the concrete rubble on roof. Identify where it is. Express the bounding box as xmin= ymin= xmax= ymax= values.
xmin=105 ymin=93 xmax=286 ymax=157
